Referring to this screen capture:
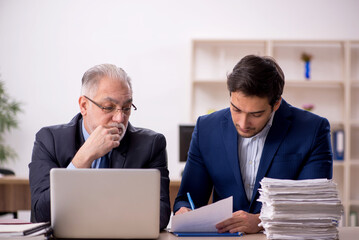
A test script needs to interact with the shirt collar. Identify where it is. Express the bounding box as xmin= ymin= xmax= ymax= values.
xmin=267 ymin=111 xmax=275 ymax=127
xmin=81 ymin=119 xmax=90 ymax=141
